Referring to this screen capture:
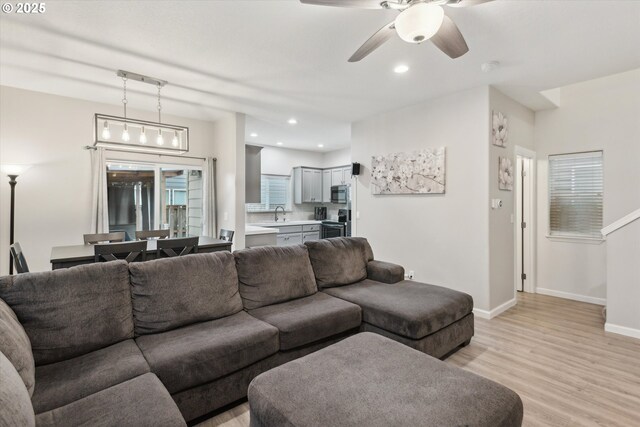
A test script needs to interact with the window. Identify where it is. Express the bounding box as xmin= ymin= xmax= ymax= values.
xmin=106 ymin=162 xmax=203 ymax=238
xmin=548 ymin=151 xmax=603 ymax=239
xmin=246 ymin=174 xmax=291 ymax=212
